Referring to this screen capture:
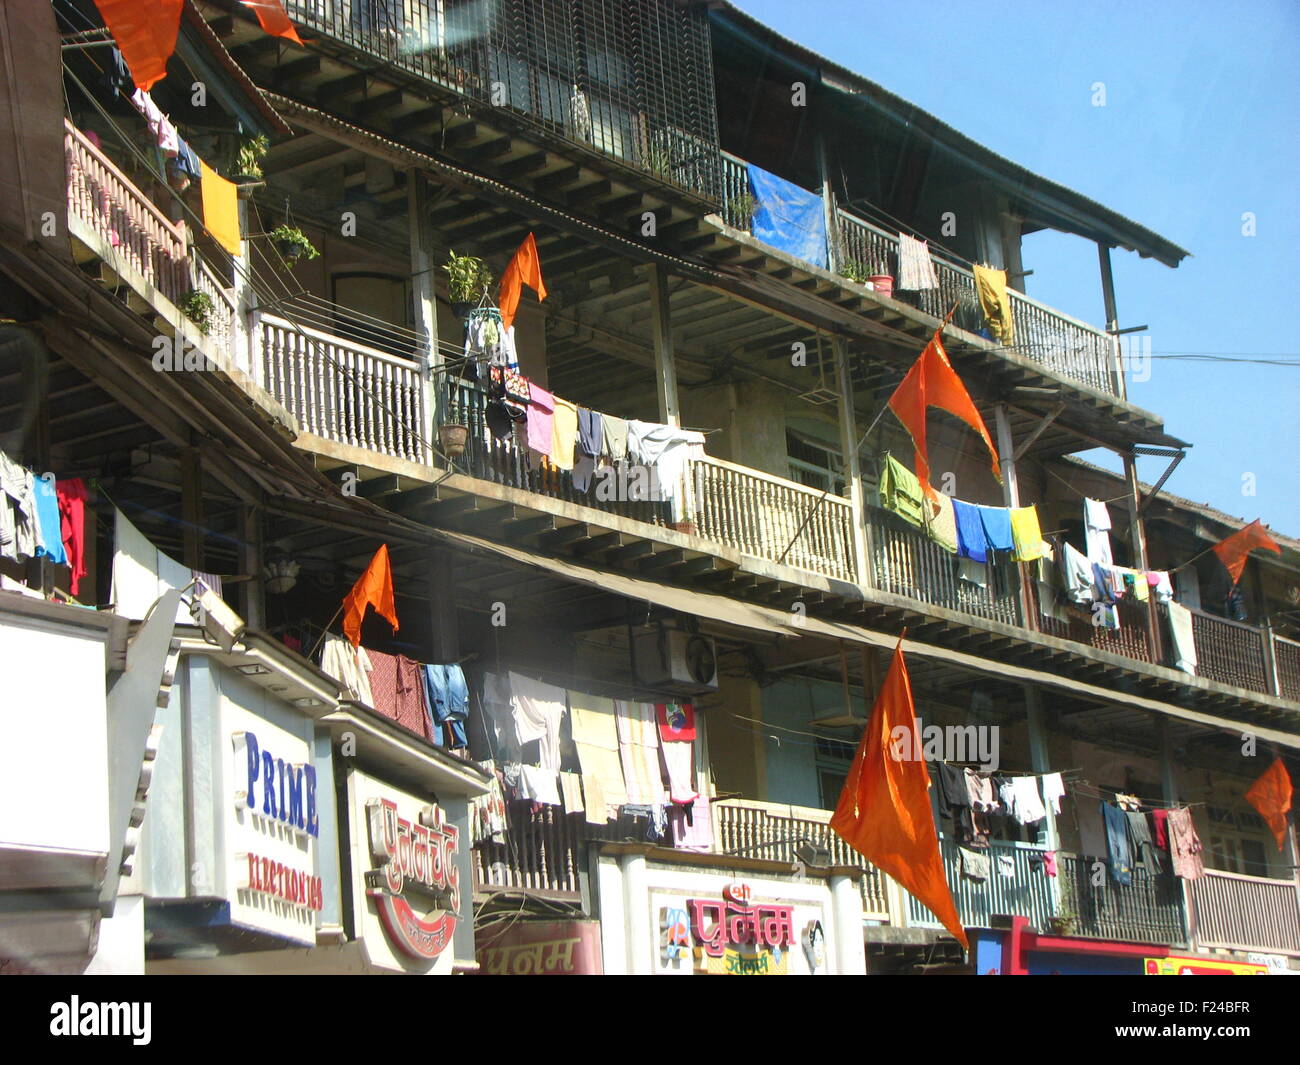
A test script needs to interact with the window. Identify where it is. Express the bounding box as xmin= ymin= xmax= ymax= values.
xmin=331 ymin=273 xmax=411 ymax=358
xmin=786 ymin=429 xmax=845 ymax=495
